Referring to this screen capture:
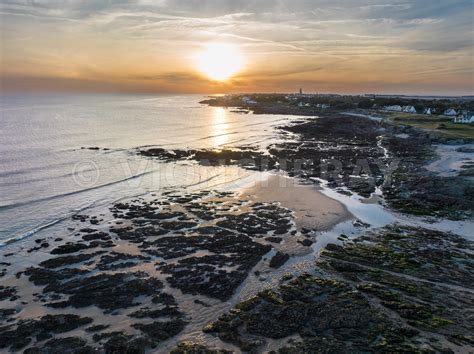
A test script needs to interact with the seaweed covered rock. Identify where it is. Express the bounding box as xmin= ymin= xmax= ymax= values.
xmin=205 ymin=275 xmax=412 ymax=352
xmin=171 ymin=342 xmax=232 ymax=354
xmin=24 ymin=337 xmax=94 ymax=354
xmin=204 ymin=226 xmax=474 ymax=352
xmin=382 ymin=132 xmax=474 ymax=219
xmin=24 ymin=269 xmax=164 ymax=310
